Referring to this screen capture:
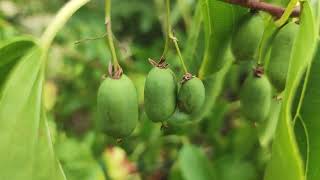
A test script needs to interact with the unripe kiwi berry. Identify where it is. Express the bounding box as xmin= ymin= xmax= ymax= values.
xmin=240 ymin=67 xmax=272 ymax=122
xmin=144 ymin=67 xmax=177 ymax=122
xmin=231 ymin=13 xmax=264 ymax=62
xmin=178 ymin=75 xmax=205 ymax=114
xmin=267 ymin=22 xmax=298 ymax=92
xmin=97 ymin=74 xmax=138 ymax=138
